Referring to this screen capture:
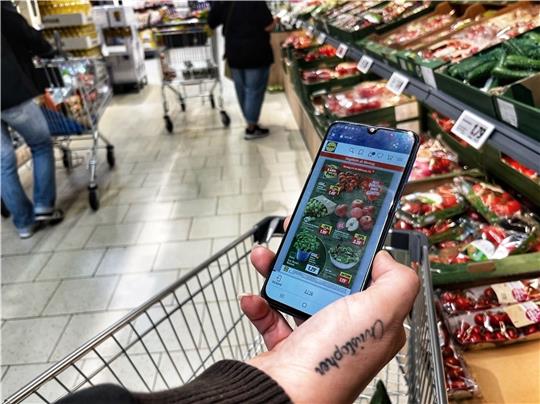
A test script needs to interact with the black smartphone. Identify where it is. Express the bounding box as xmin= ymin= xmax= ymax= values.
xmin=261 ymin=121 xmax=419 ymax=319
